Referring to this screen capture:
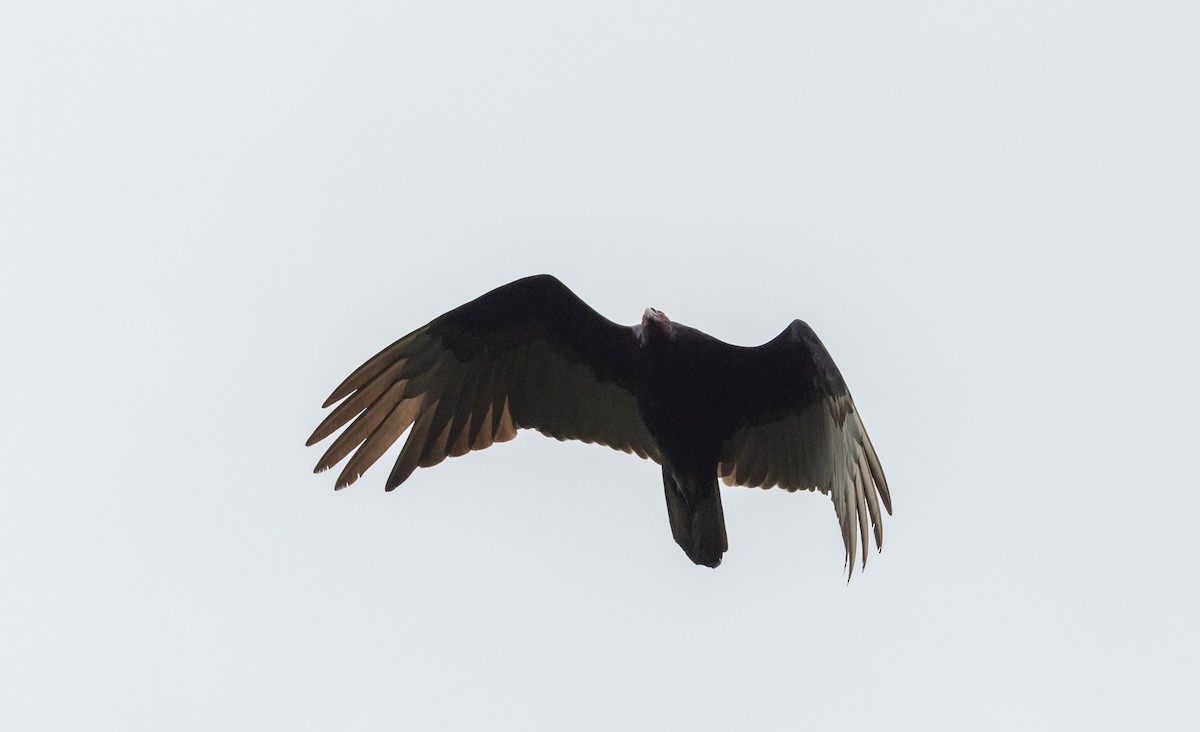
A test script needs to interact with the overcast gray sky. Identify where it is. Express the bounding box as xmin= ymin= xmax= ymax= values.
xmin=4 ymin=2 xmax=1198 ymax=730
